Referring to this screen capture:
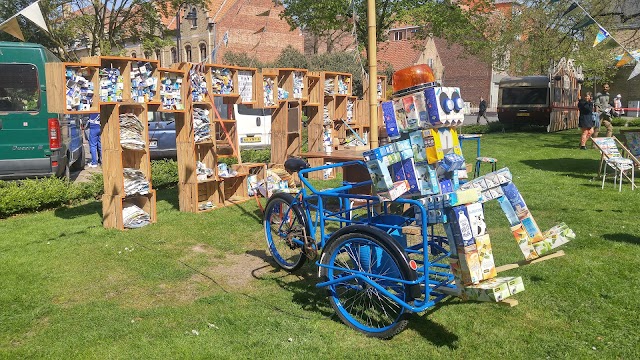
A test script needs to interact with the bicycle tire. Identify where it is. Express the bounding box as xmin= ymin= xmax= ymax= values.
xmin=263 ymin=193 xmax=308 ymax=271
xmin=319 ymin=231 xmax=410 ymax=339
